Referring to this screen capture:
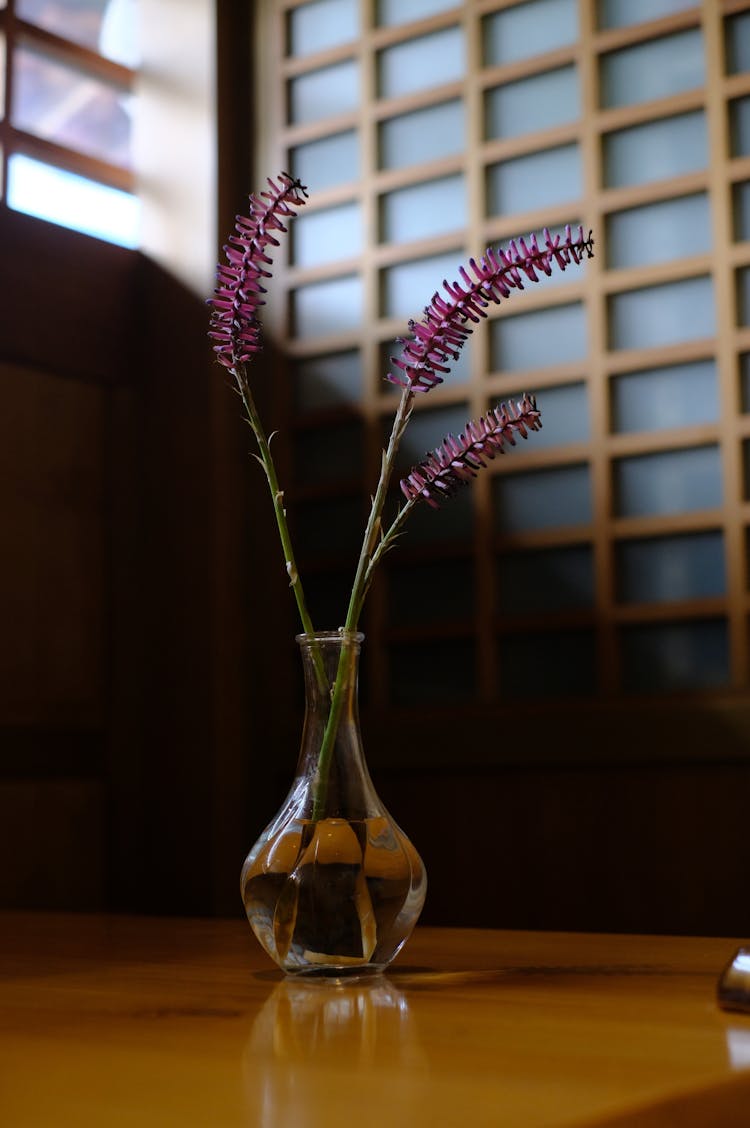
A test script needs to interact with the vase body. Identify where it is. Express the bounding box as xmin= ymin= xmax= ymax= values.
xmin=241 ymin=631 xmax=427 ymax=977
